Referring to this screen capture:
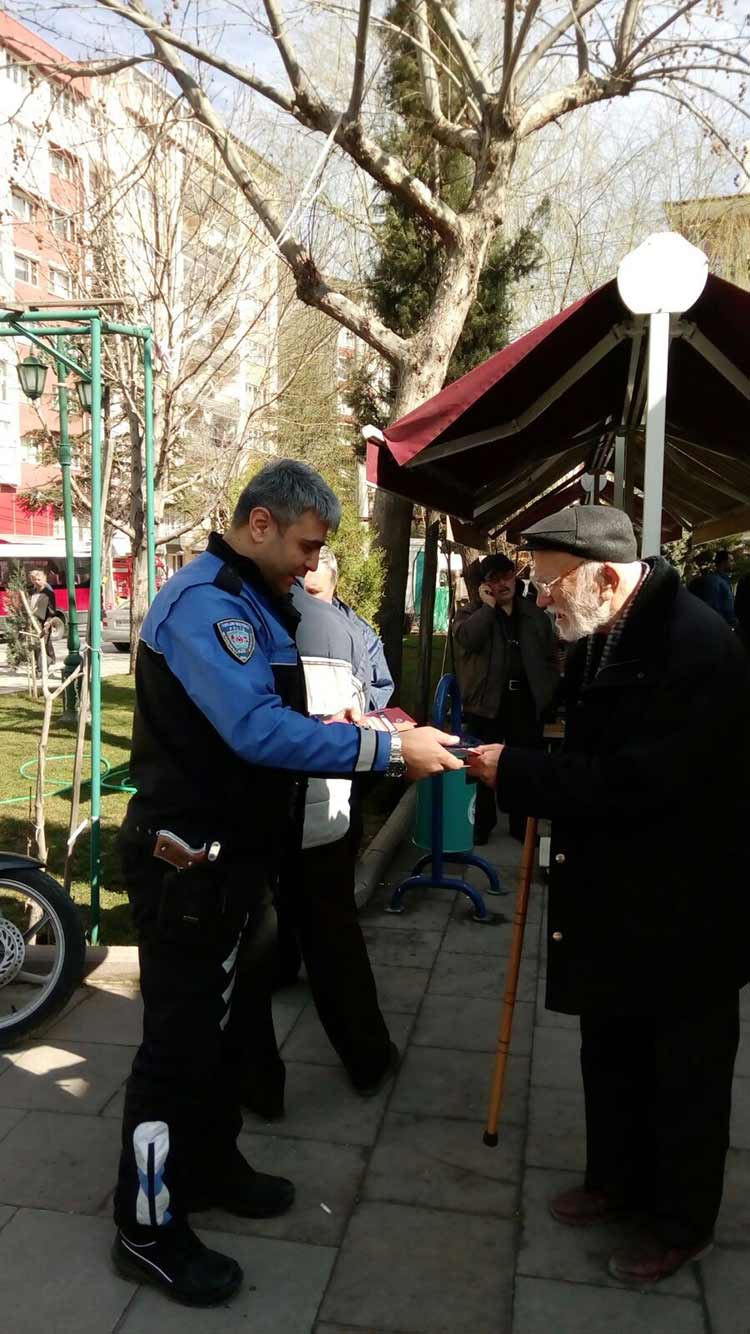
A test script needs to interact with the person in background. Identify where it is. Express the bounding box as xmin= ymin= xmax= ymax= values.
xmin=28 ymin=567 xmax=57 ymax=668
xmin=453 ymin=552 xmax=559 ymax=843
xmin=689 ymin=548 xmax=737 ymax=628
xmin=734 ymin=570 xmax=750 ymax=652
xmin=304 ymin=546 xmax=394 ymax=710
